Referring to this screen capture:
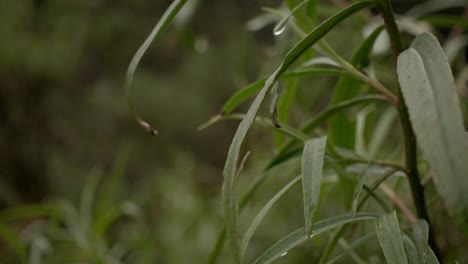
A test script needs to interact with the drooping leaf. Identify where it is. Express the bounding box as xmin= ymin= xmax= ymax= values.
xmin=240 ymin=175 xmax=301 ymax=260
xmin=222 ymin=2 xmax=374 ymax=261
xmin=253 ymin=213 xmax=377 ymax=264
xmin=375 ymin=211 xmax=409 ymax=264
xmin=302 ymin=136 xmax=327 ymax=236
xmin=125 ymin=0 xmax=188 ymax=135
xmin=397 ymin=32 xmax=468 ymax=231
